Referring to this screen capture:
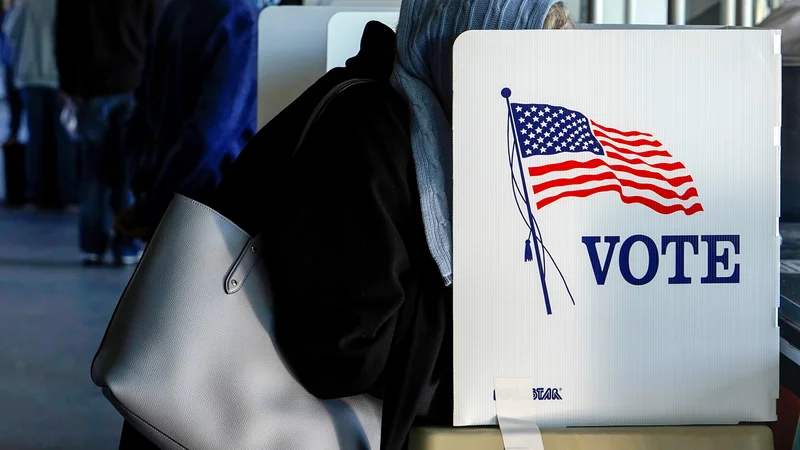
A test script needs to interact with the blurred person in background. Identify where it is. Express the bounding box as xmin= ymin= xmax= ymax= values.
xmin=55 ymin=0 xmax=165 ymax=266
xmin=113 ymin=0 xmax=260 ymax=242
xmin=4 ymin=0 xmax=77 ymax=209
xmin=1 ymin=0 xmax=23 ymax=147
